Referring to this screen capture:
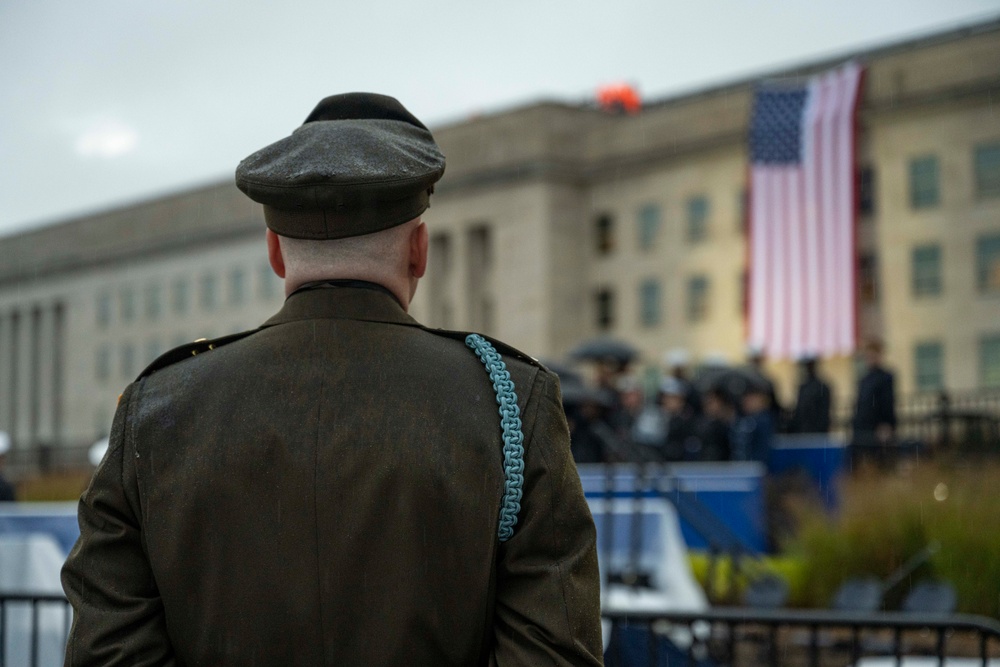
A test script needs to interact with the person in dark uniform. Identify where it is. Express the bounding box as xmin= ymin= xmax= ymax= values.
xmin=61 ymin=94 xmax=603 ymax=666
xmin=747 ymin=344 xmax=784 ymax=430
xmin=790 ymin=356 xmax=833 ymax=433
xmin=0 ymin=432 xmax=16 ymax=502
xmin=851 ymin=339 xmax=897 ymax=467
